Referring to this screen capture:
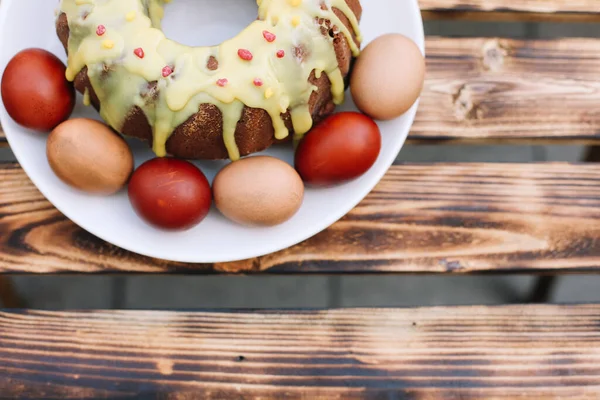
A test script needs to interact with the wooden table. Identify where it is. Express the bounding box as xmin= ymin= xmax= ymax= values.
xmin=2 ymin=0 xmax=600 ymax=398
